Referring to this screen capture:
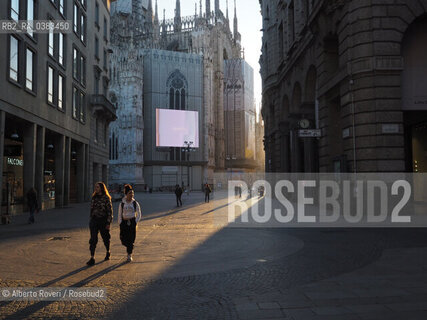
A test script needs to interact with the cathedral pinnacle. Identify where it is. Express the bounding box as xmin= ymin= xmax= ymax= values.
xmin=174 ymin=0 xmax=182 ymax=32
xmin=154 ymin=0 xmax=159 ymax=24
xmin=206 ymin=0 xmax=211 ymax=19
